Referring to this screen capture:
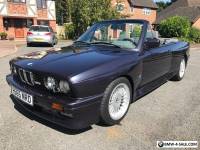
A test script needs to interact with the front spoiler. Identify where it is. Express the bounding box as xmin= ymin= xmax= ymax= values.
xmin=6 ymin=74 xmax=102 ymax=129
